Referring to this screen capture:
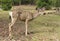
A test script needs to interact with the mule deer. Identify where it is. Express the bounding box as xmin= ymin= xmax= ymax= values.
xmin=9 ymin=8 xmax=44 ymax=38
